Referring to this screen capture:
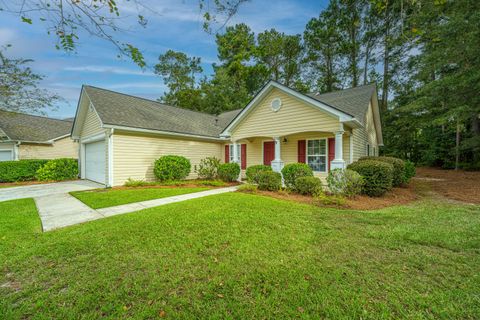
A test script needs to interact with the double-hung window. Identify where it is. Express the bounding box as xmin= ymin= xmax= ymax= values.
xmin=229 ymin=144 xmax=241 ymax=163
xmin=307 ymin=139 xmax=327 ymax=172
